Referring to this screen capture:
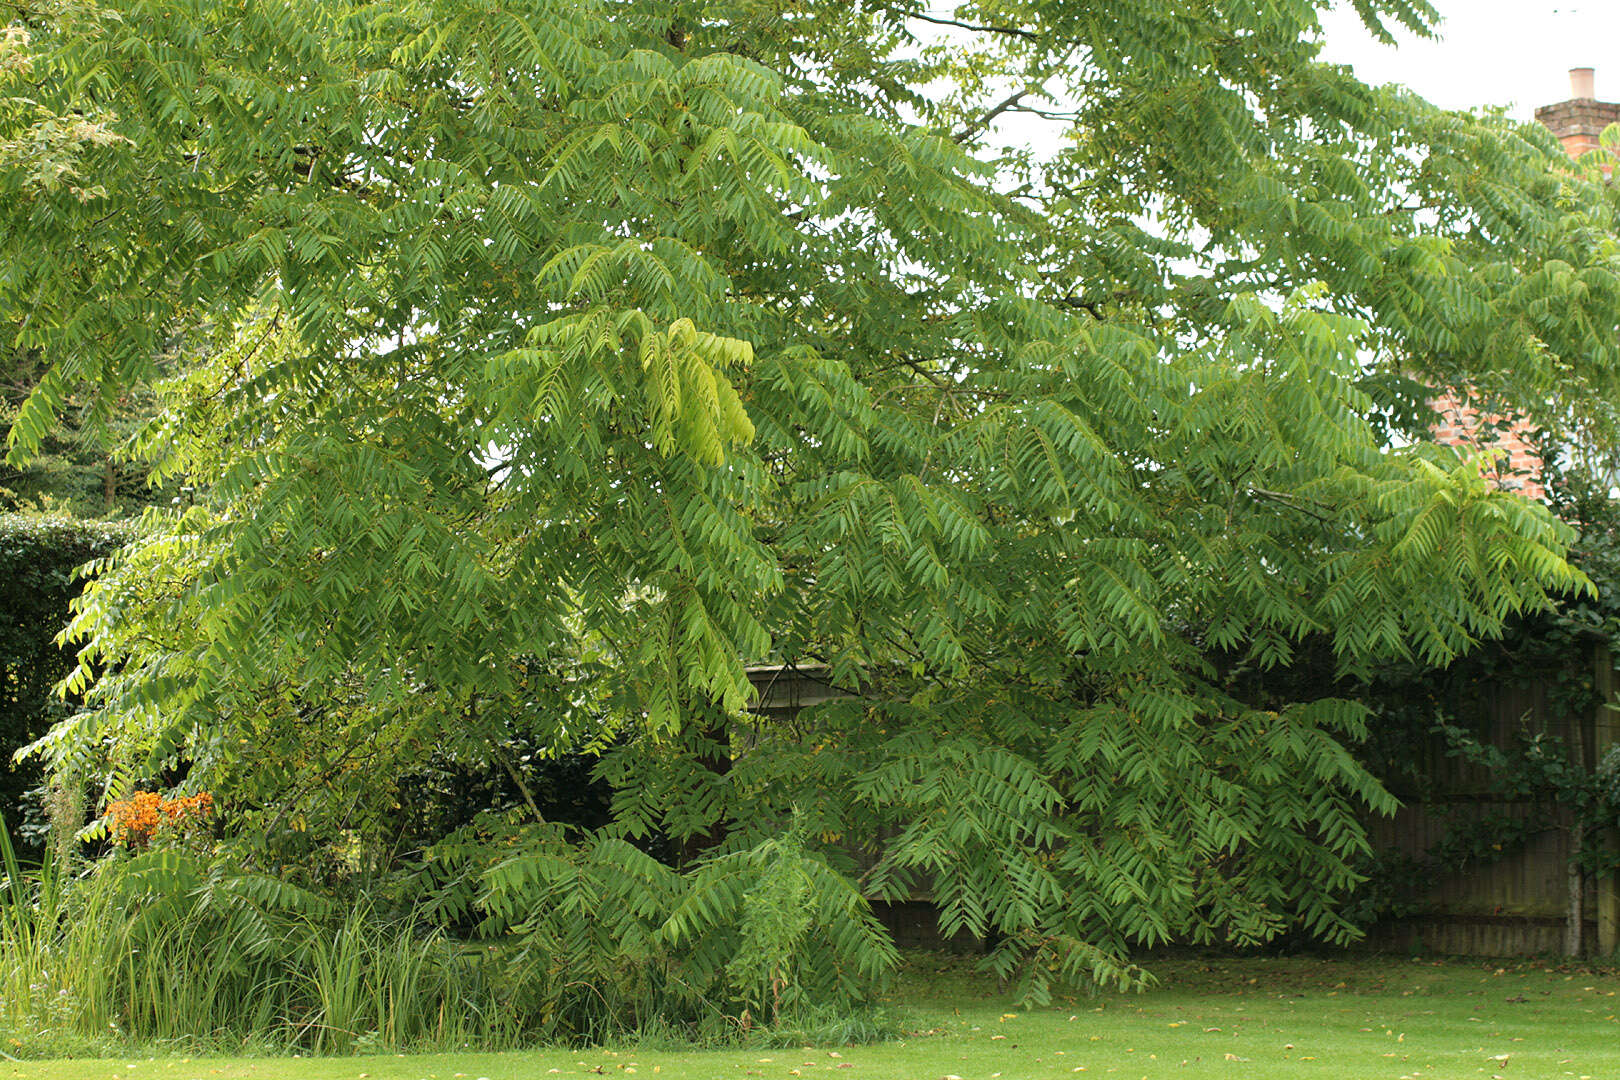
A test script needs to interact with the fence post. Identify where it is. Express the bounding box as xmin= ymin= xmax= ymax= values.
xmin=1596 ymin=644 xmax=1619 ymax=956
